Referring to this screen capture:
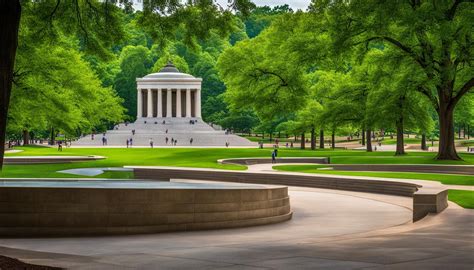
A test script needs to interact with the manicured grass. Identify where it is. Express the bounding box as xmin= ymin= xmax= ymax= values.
xmin=448 ymin=190 xmax=474 ymax=209
xmin=2 ymin=146 xmax=473 ymax=179
xmin=381 ymin=137 xmax=428 ymax=145
xmin=273 ymin=165 xmax=474 ymax=186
